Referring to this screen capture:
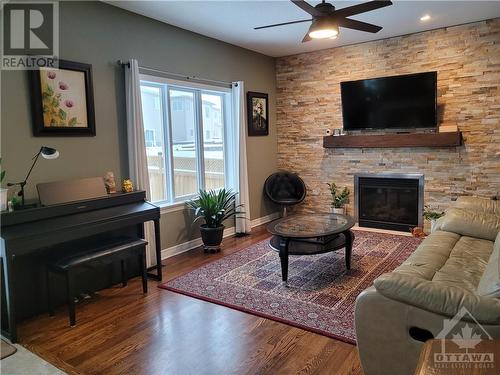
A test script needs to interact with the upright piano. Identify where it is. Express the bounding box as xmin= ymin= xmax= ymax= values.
xmin=1 ymin=190 xmax=161 ymax=342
